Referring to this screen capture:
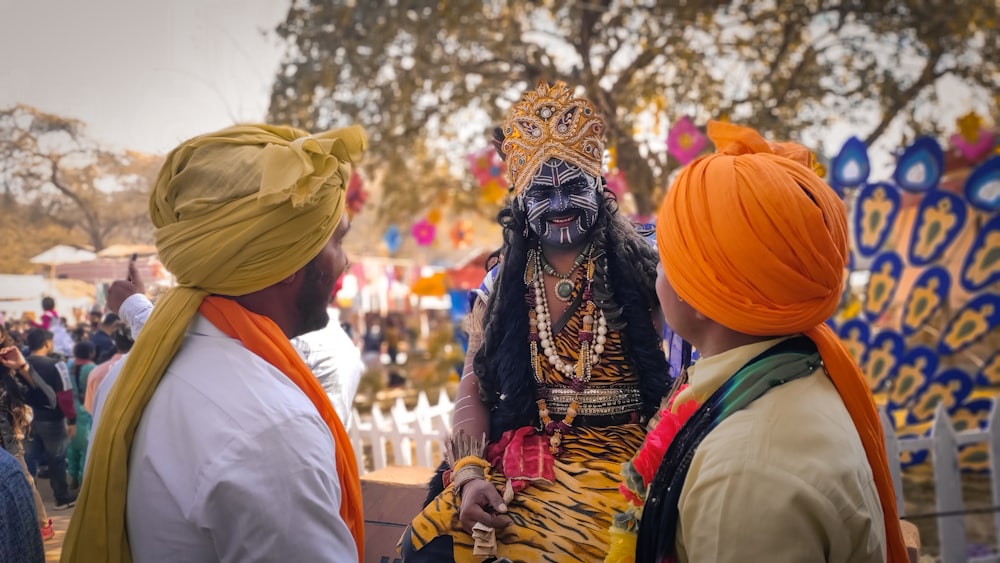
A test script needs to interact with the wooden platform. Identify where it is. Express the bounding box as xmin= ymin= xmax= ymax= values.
xmin=362 ymin=466 xmax=435 ymax=563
